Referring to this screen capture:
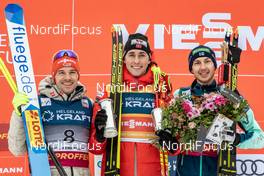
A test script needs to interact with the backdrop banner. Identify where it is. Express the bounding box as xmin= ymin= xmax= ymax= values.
xmin=0 ymin=0 xmax=263 ymax=175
